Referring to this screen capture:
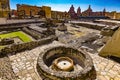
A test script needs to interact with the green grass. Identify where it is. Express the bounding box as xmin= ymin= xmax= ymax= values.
xmin=0 ymin=46 xmax=5 ymax=50
xmin=0 ymin=31 xmax=32 ymax=42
